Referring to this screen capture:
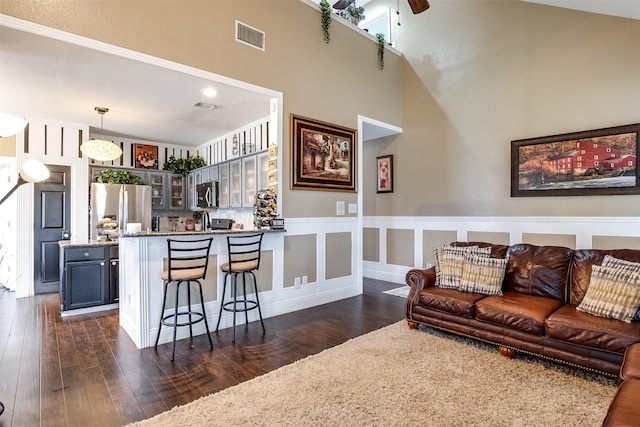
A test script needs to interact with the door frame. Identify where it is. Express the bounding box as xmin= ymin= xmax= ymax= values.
xmin=14 ymin=130 xmax=89 ymax=298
